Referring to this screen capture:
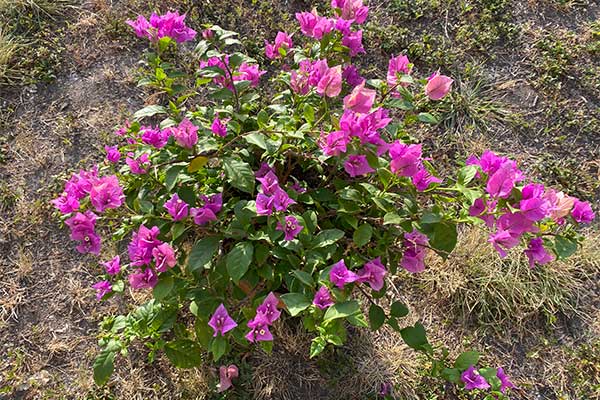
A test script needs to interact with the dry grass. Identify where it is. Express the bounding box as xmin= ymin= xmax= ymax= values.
xmin=0 ymin=28 xmax=20 ymax=84
xmin=413 ymin=228 xmax=600 ymax=333
xmin=250 ymin=321 xmax=420 ymax=400
xmin=0 ymin=0 xmax=74 ymax=17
